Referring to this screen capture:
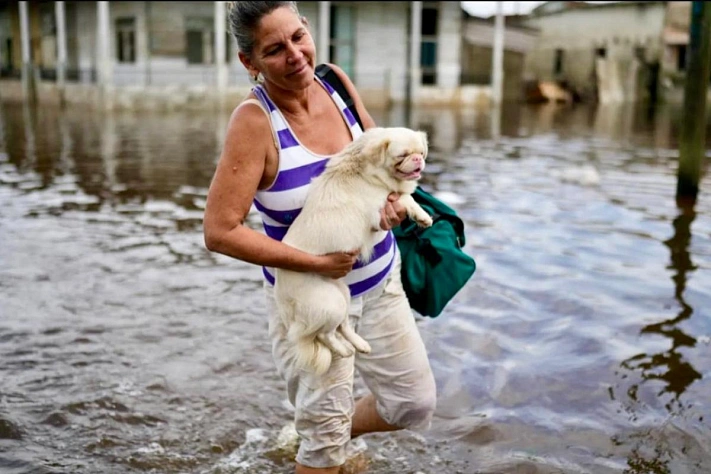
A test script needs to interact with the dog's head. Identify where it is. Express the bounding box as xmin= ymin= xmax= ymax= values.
xmin=345 ymin=127 xmax=428 ymax=187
